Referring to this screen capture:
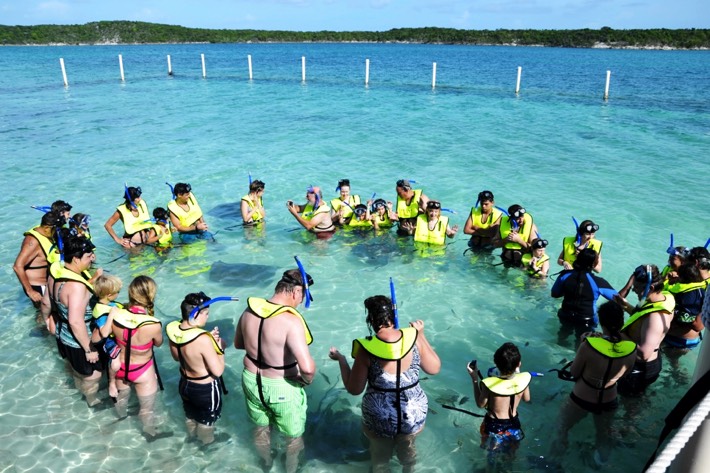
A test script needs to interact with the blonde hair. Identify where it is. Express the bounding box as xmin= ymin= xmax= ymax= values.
xmin=93 ymin=274 xmax=122 ymax=299
xmin=128 ymin=275 xmax=157 ymax=317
